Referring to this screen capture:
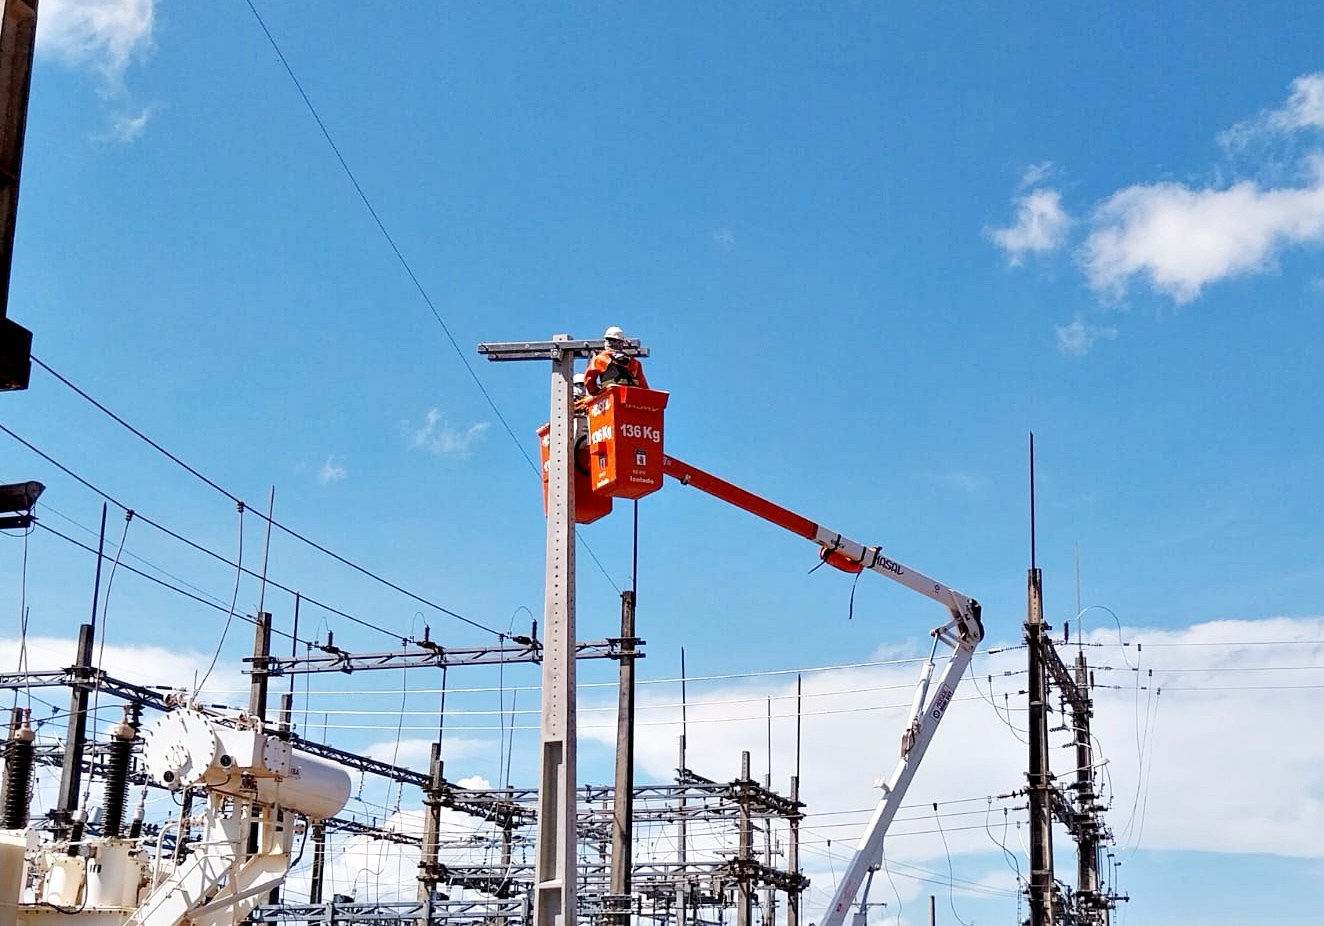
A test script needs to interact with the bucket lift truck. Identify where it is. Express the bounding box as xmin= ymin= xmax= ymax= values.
xmin=535 ymin=378 xmax=984 ymax=923
xmin=659 ymin=455 xmax=983 ymax=926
